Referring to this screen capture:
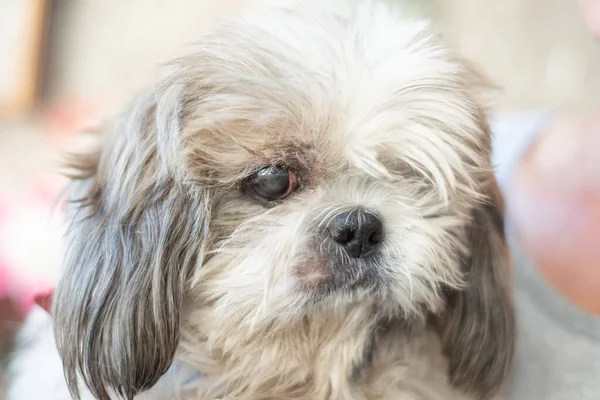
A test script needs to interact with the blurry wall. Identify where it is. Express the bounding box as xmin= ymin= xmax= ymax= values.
xmin=43 ymin=0 xmax=350 ymax=109
xmin=42 ymin=0 xmax=600 ymax=112
xmin=437 ymin=0 xmax=600 ymax=111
